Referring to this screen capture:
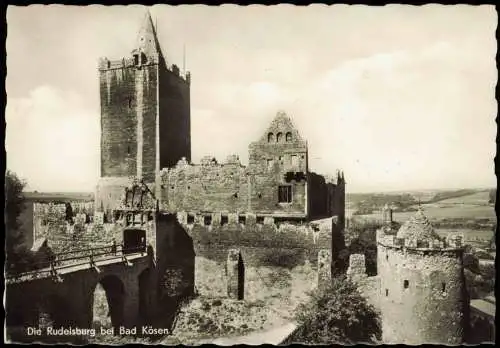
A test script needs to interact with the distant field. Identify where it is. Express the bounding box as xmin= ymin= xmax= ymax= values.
xmin=357 ymin=204 xmax=496 ymax=222
xmin=23 ymin=191 xmax=94 ymax=202
xmin=354 ymin=188 xmax=495 ymax=222
xmin=432 ymin=190 xmax=491 ymax=205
